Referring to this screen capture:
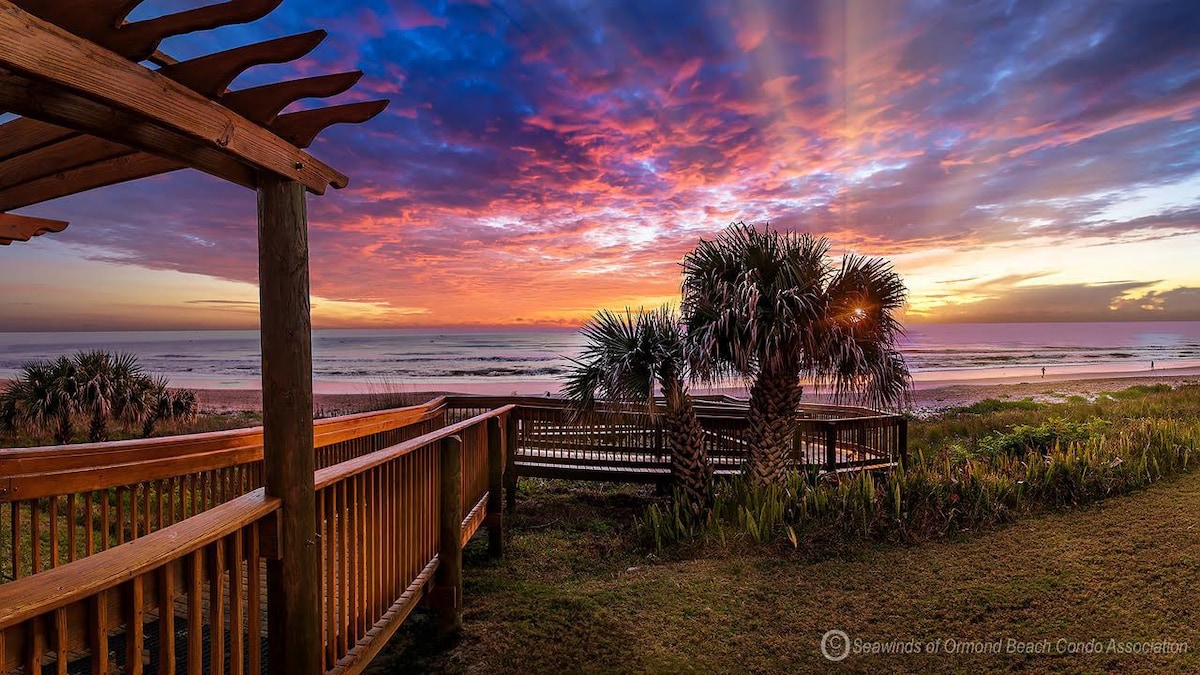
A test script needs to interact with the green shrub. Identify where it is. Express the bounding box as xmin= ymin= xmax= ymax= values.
xmin=955 ymin=397 xmax=1043 ymax=414
xmin=1100 ymin=383 xmax=1174 ymax=400
xmin=978 ymin=417 xmax=1110 ymax=457
xmin=639 ymin=385 xmax=1200 ymax=552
